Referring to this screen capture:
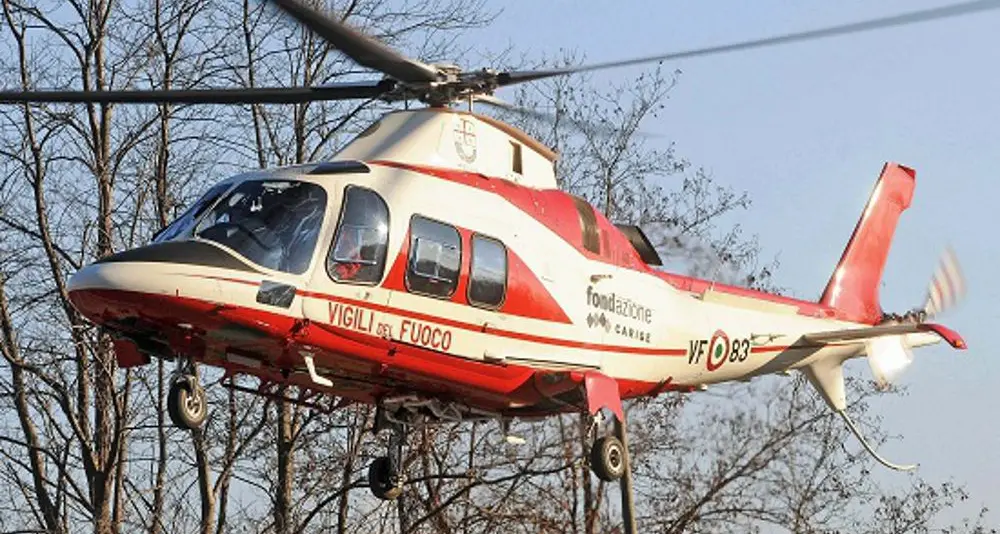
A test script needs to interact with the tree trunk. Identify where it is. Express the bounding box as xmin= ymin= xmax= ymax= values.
xmin=275 ymin=399 xmax=295 ymax=534
xmin=194 ymin=427 xmax=216 ymax=534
